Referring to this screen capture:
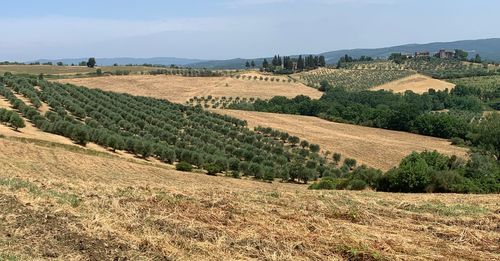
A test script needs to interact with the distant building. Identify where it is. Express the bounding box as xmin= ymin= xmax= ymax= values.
xmin=436 ymin=49 xmax=455 ymax=59
xmin=414 ymin=51 xmax=430 ymax=58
